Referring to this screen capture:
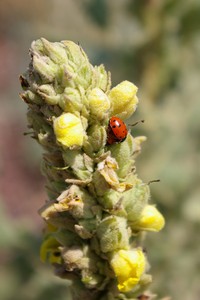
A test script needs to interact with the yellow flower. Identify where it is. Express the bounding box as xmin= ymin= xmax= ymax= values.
xmin=53 ymin=113 xmax=84 ymax=148
xmin=110 ymin=248 xmax=146 ymax=292
xmin=135 ymin=205 xmax=165 ymax=232
xmin=40 ymin=235 xmax=62 ymax=264
xmin=88 ymin=88 xmax=110 ymax=119
xmin=109 ymin=80 xmax=138 ymax=120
